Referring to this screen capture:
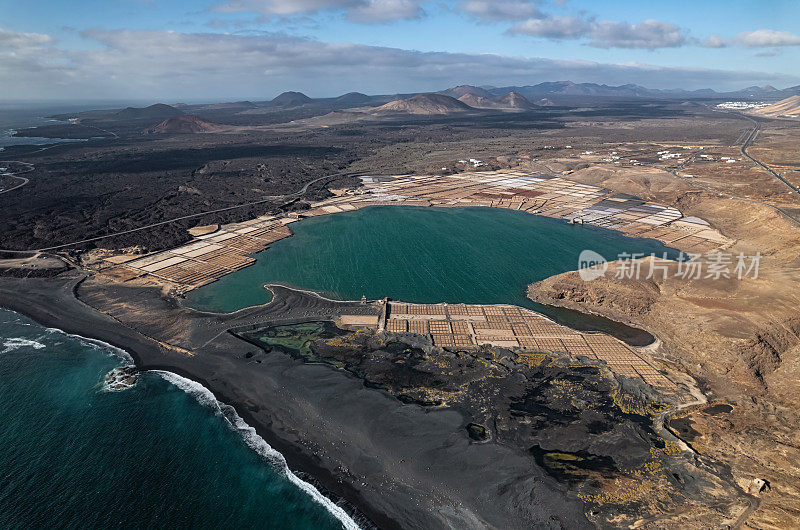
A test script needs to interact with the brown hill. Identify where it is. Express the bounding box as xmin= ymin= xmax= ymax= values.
xmin=457 ymin=91 xmax=537 ymax=110
xmin=144 ymin=115 xmax=225 ymax=134
xmin=497 ymin=92 xmax=537 ymax=109
xmin=374 ymin=93 xmax=473 ymax=115
xmin=457 ymin=93 xmax=505 ymax=109
xmin=754 ymin=95 xmax=800 ymax=117
xmin=440 ymin=85 xmax=493 ymax=99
